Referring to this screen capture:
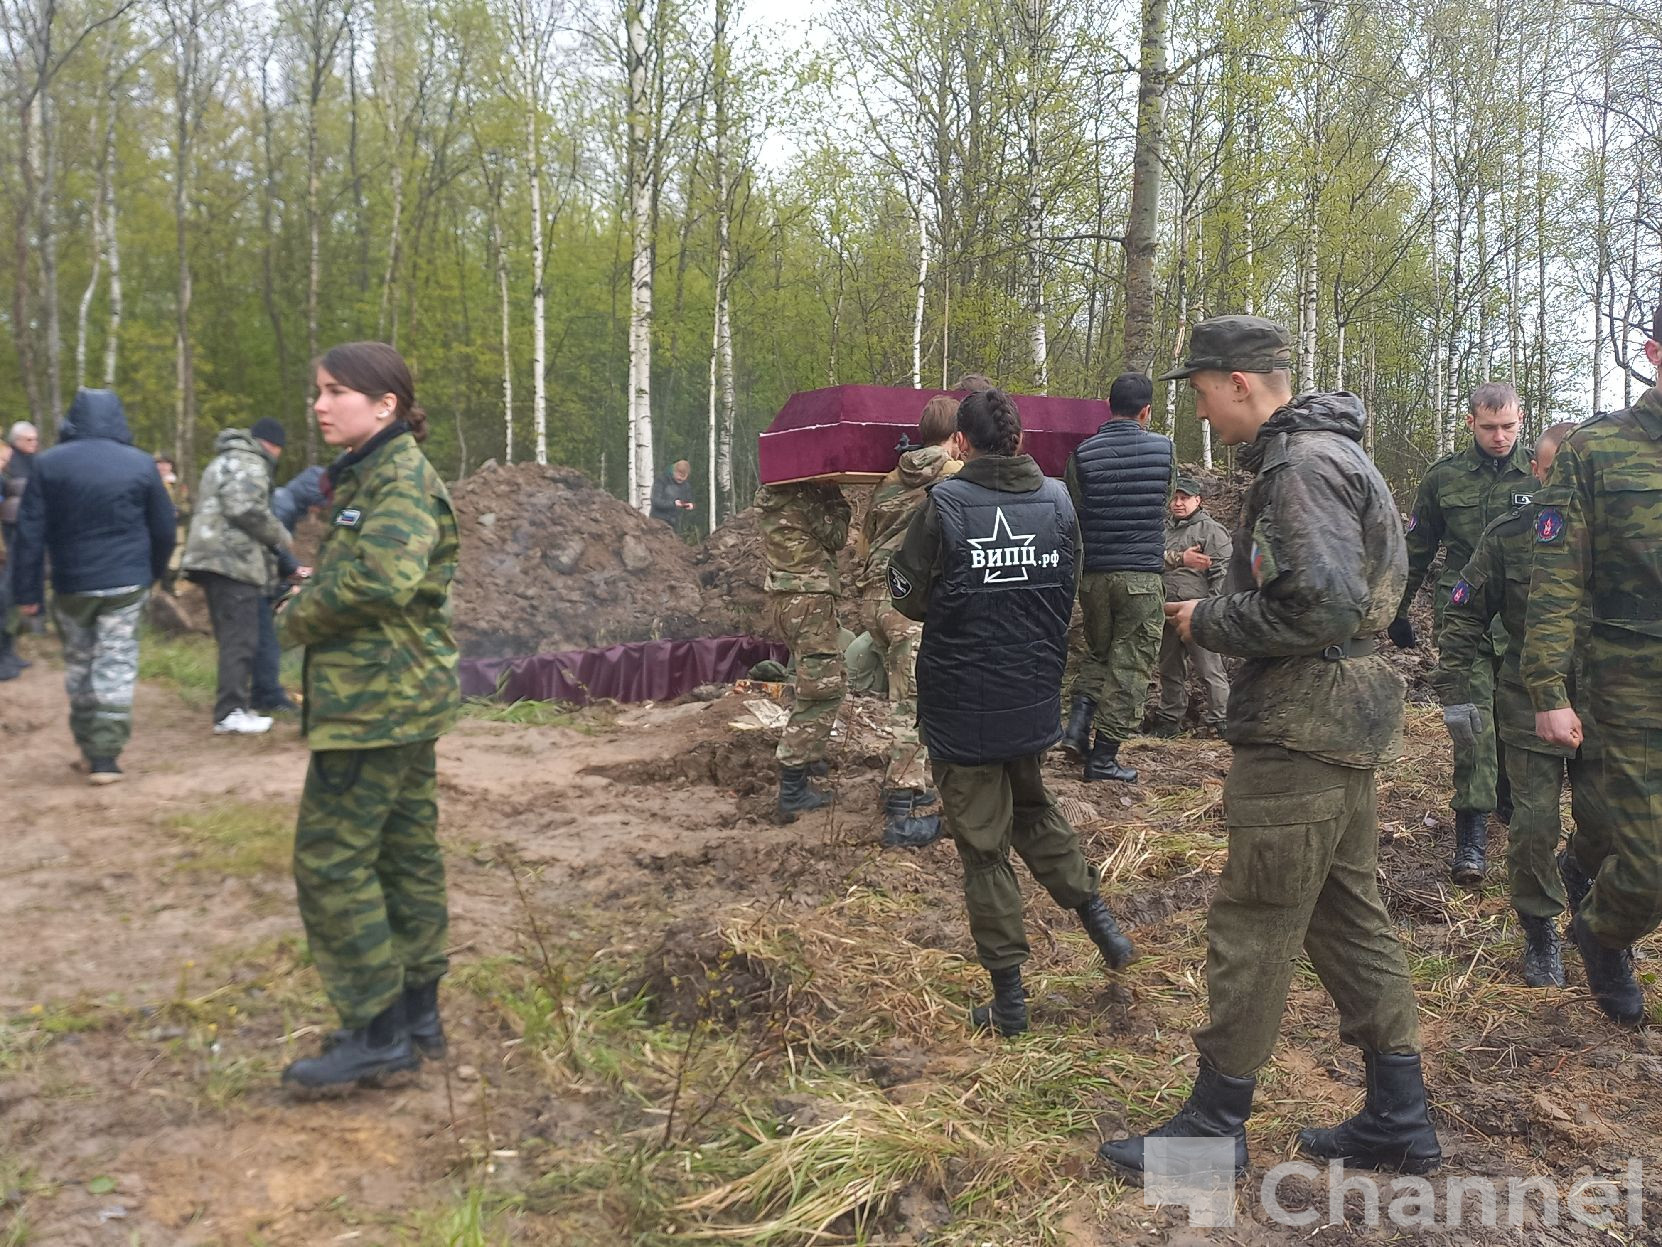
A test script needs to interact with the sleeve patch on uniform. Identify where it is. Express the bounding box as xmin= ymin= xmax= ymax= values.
xmin=1450 ymin=578 xmax=1472 ymax=606
xmin=1534 ymin=507 xmax=1565 ymax=543
xmin=887 ymin=565 xmax=912 ymax=598
xmin=334 ymin=507 xmax=363 ymax=528
xmin=1405 ymin=513 xmax=1418 ymax=533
